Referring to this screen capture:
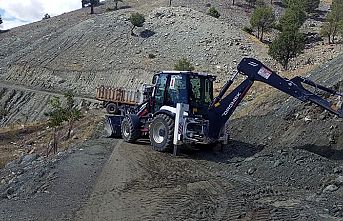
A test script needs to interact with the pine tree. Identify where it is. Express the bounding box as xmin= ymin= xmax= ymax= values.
xmin=284 ymin=0 xmax=319 ymax=13
xmin=250 ymin=6 xmax=275 ymax=41
xmin=269 ymin=30 xmax=305 ymax=70
xmin=320 ymin=0 xmax=343 ymax=44
xmin=279 ymin=7 xmax=306 ymax=31
xmin=45 ymin=97 xmax=67 ymax=155
xmin=129 ymin=13 xmax=145 ymax=36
